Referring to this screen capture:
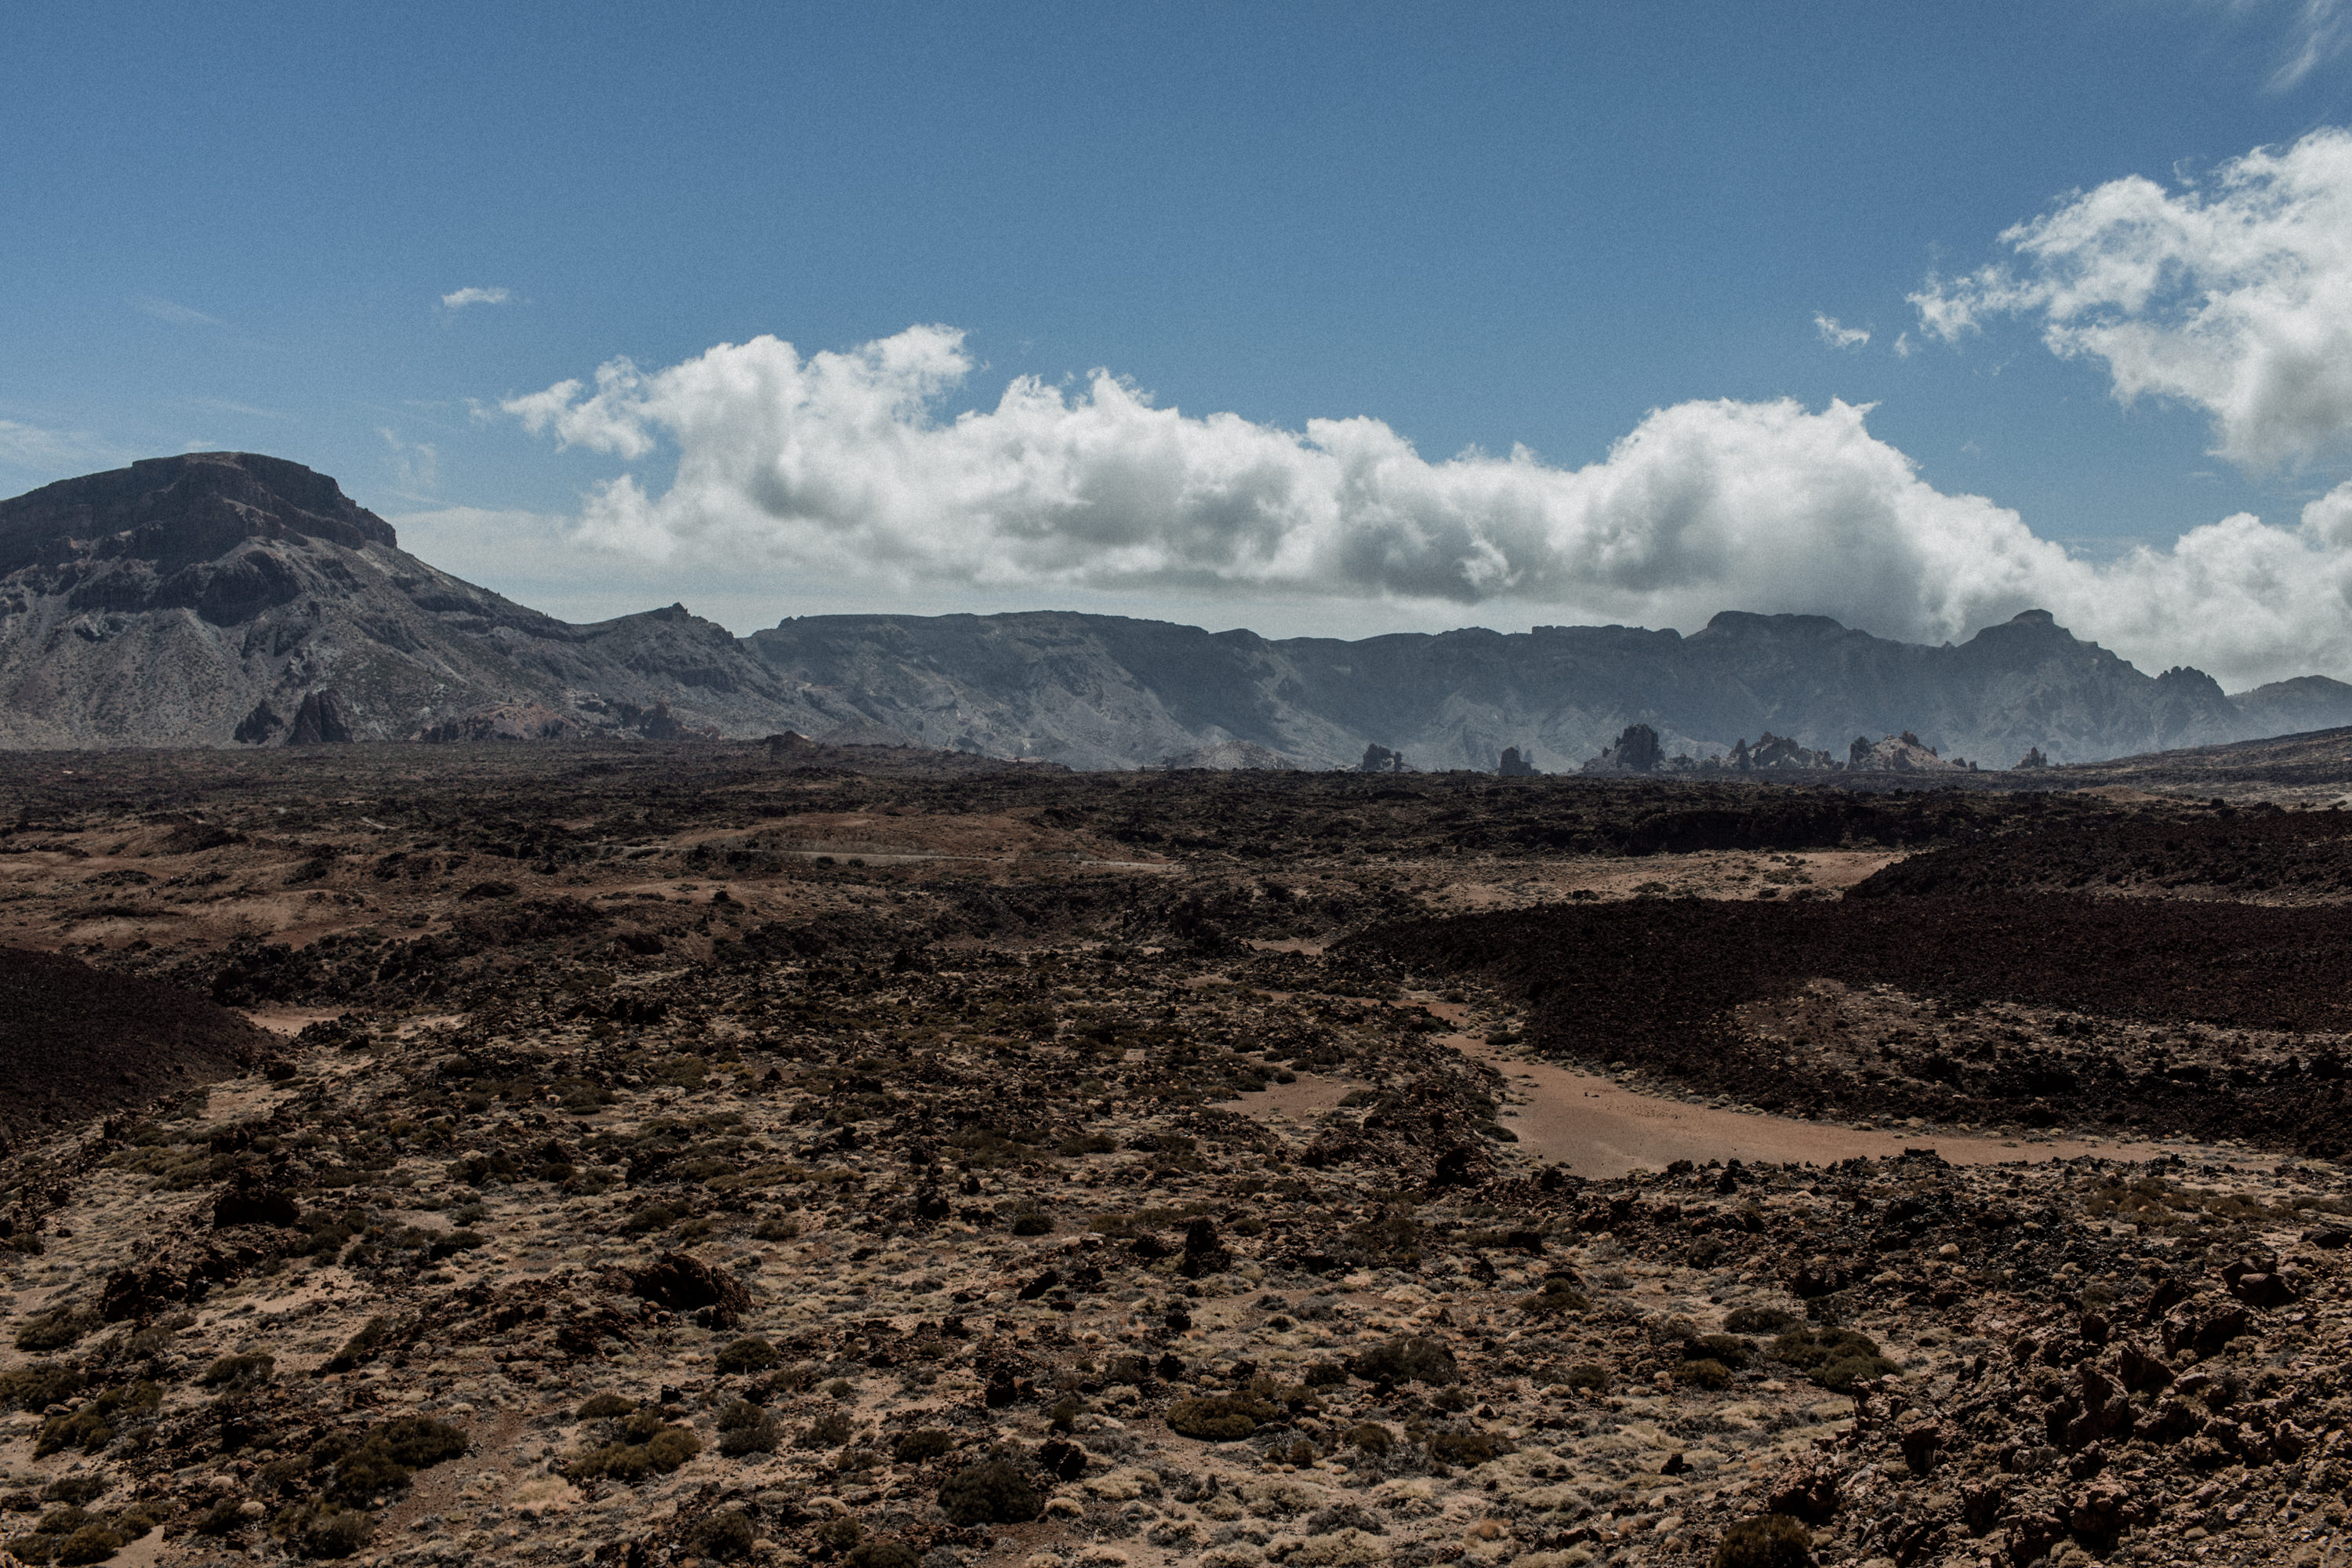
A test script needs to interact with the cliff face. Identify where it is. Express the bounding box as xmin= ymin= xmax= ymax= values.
xmin=0 ymin=454 xmax=840 ymax=748
xmin=5 ymin=455 xmax=2350 ymax=765
xmin=742 ymin=608 xmax=2291 ymax=770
